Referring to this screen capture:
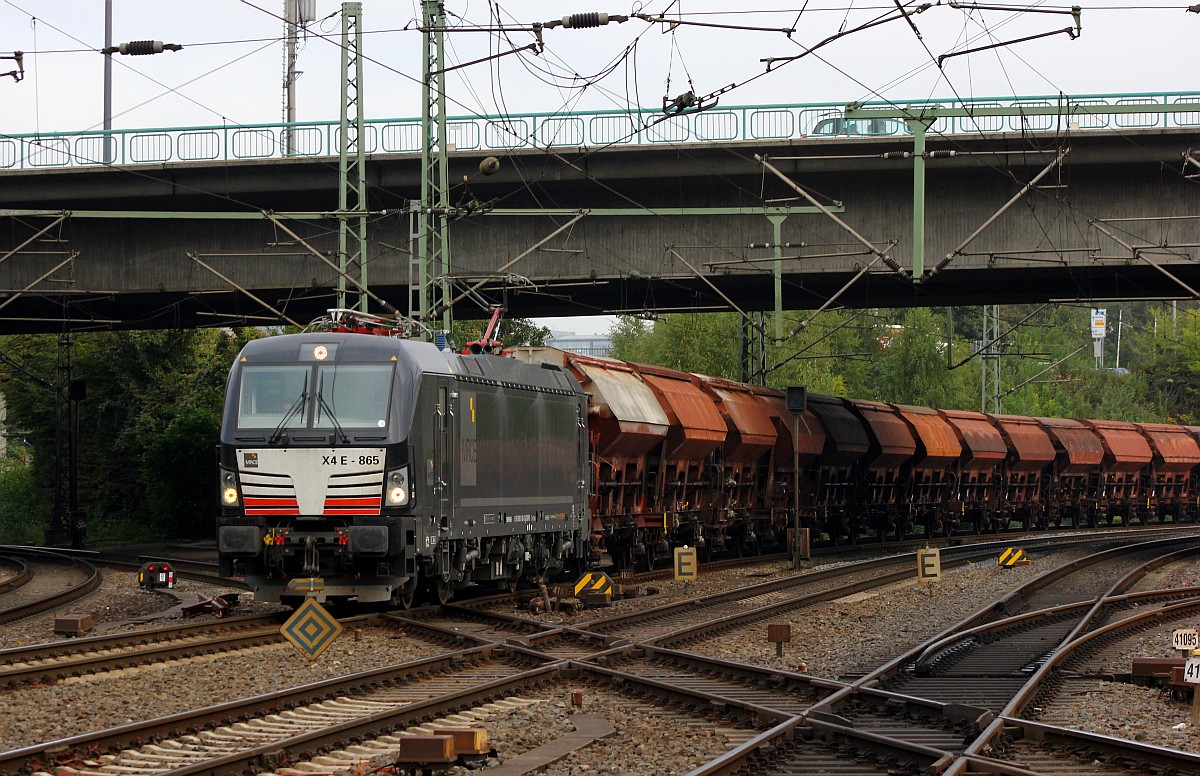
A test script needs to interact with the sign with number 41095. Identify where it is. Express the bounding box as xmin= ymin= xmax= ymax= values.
xmin=1173 ymin=628 xmax=1199 ymax=652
